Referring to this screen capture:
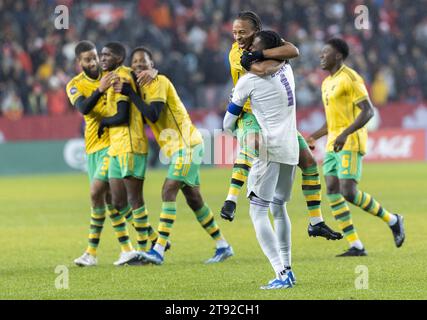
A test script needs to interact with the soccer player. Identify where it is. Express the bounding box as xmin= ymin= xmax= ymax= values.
xmin=66 ymin=40 xmax=134 ymax=266
xmin=224 ymin=30 xmax=298 ymax=289
xmin=221 ymin=11 xmax=342 ymax=241
xmin=98 ymin=42 xmax=160 ymax=265
xmin=307 ymin=38 xmax=405 ymax=256
xmin=114 ymin=47 xmax=233 ymax=265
